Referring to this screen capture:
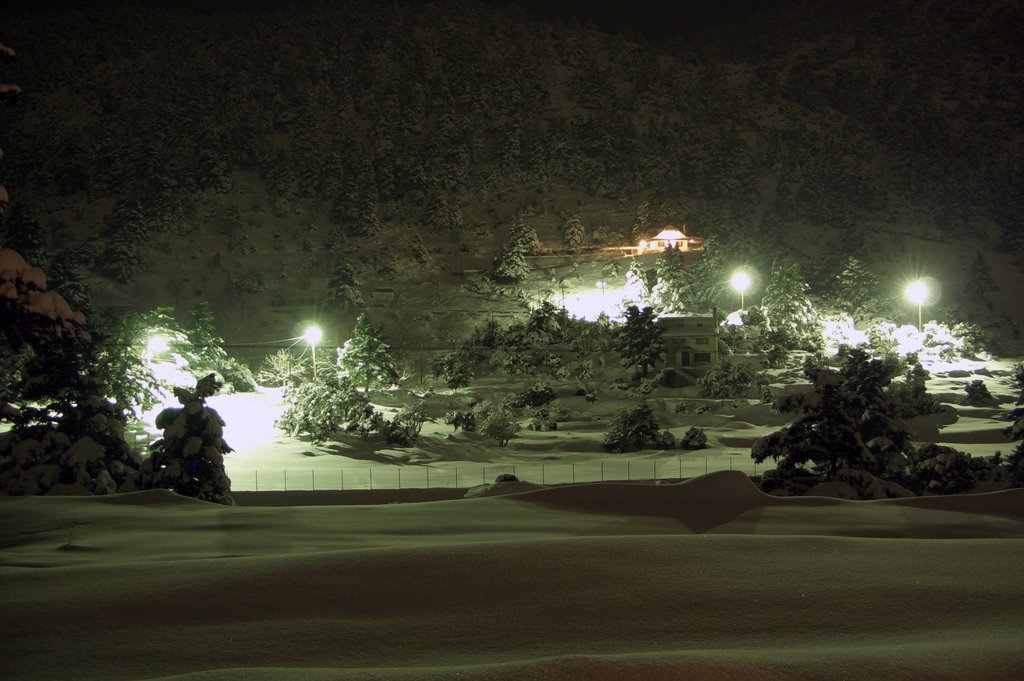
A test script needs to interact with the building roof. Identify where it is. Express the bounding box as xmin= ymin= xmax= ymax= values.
xmin=651 ymin=228 xmax=686 ymax=241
